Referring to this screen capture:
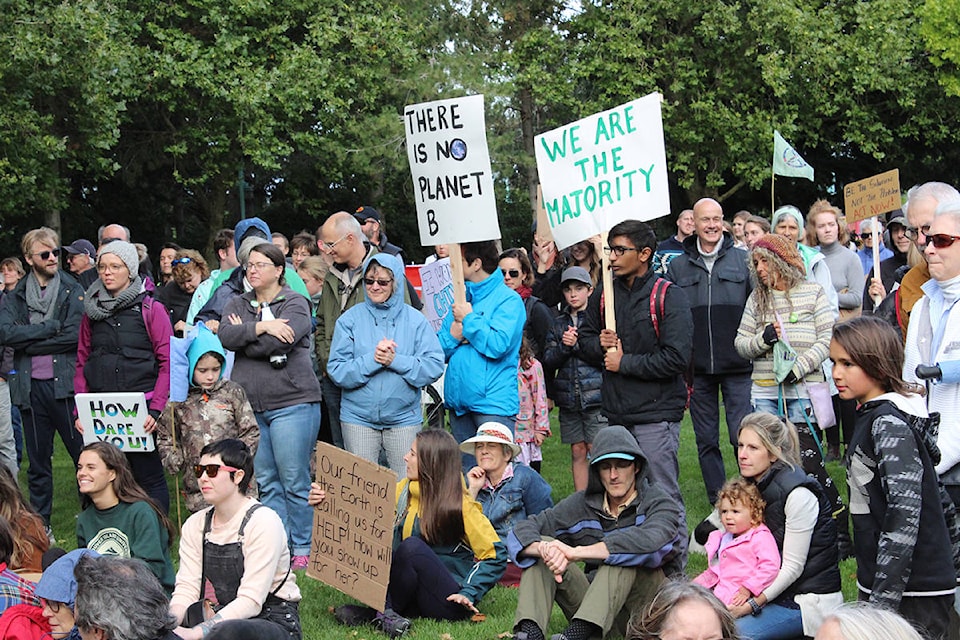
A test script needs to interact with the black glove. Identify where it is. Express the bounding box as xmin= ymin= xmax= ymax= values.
xmin=762 ymin=324 xmax=778 ymax=345
xmin=783 ymin=370 xmax=799 ymax=385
